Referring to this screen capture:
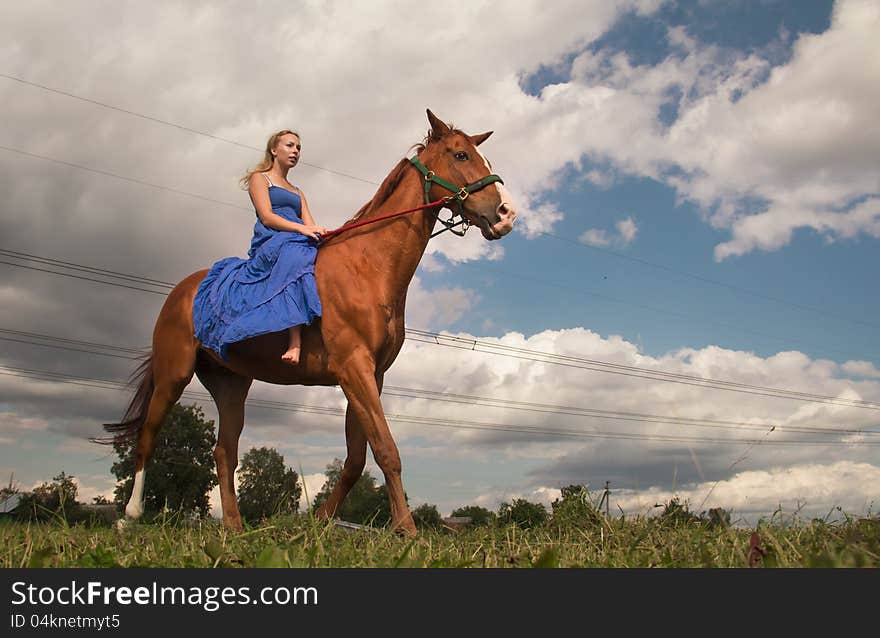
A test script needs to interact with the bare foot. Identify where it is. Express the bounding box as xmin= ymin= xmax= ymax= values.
xmin=281 ymin=348 xmax=300 ymax=364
